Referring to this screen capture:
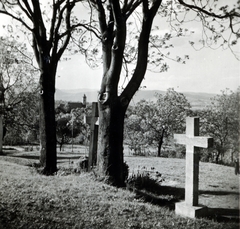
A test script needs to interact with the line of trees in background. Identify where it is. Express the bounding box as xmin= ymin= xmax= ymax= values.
xmin=2 ymin=61 xmax=239 ymax=167
xmin=4 ymin=98 xmax=92 ymax=150
xmin=0 ymin=36 xmax=238 ymax=166
xmin=124 ymin=88 xmax=239 ymax=165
